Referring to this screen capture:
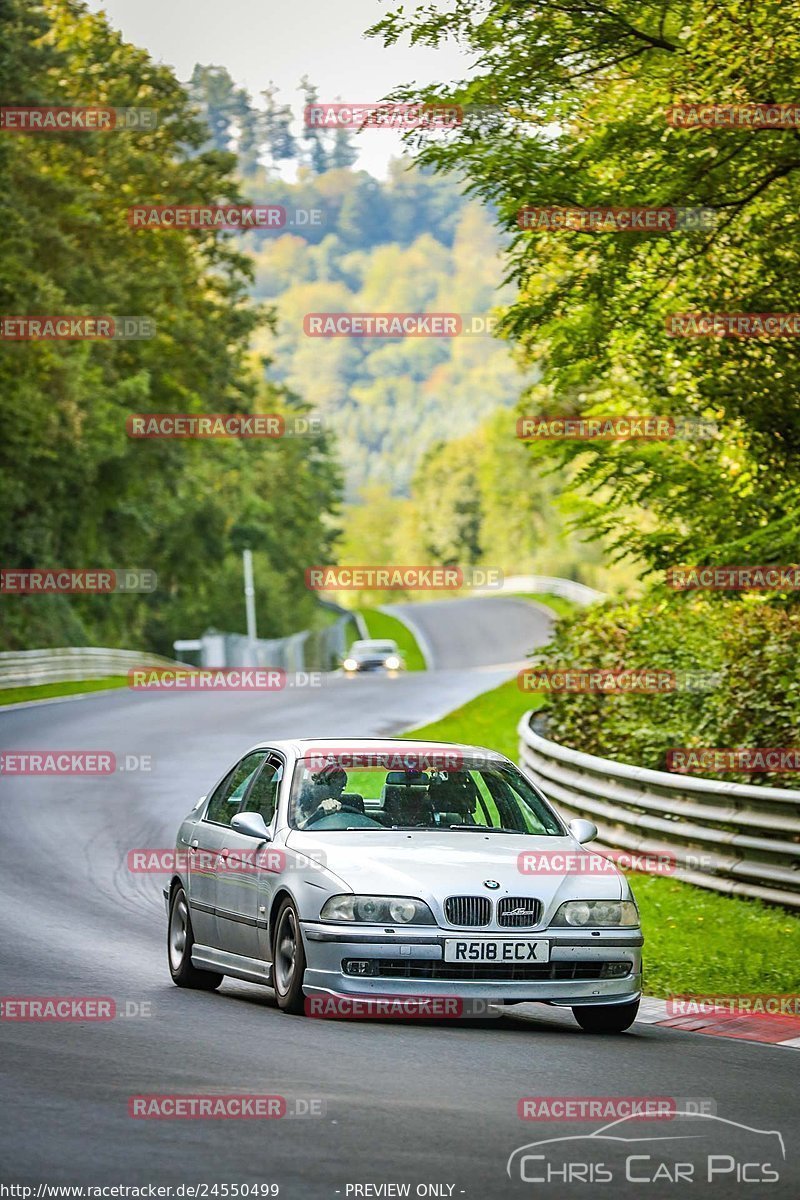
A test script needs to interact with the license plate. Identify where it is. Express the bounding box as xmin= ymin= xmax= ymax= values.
xmin=443 ymin=939 xmax=549 ymax=963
